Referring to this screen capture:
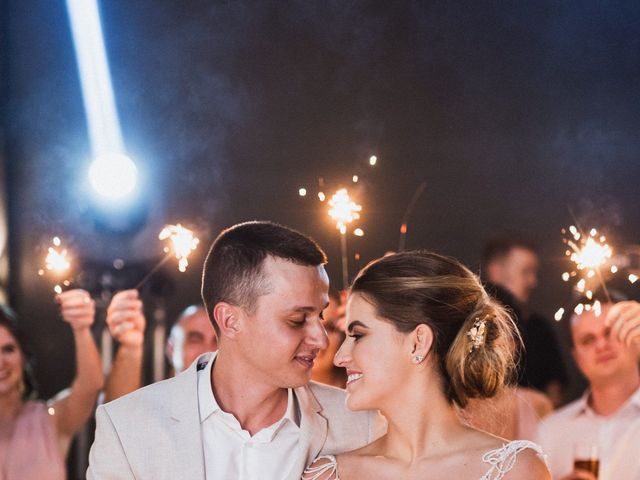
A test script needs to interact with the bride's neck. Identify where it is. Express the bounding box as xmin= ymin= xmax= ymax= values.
xmin=379 ymin=377 xmax=463 ymax=461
